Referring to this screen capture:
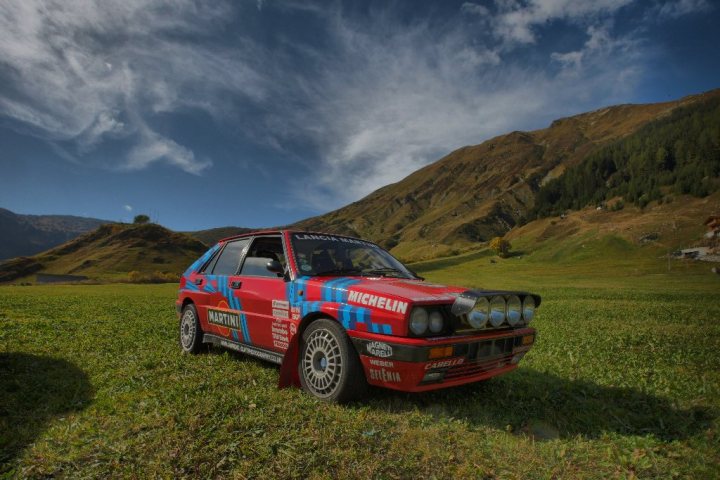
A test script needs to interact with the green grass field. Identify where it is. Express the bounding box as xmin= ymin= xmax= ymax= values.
xmin=1 ymin=252 xmax=719 ymax=478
